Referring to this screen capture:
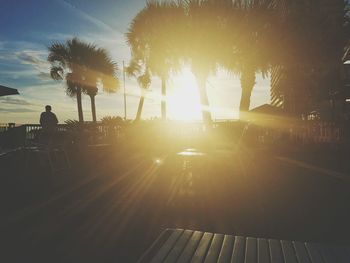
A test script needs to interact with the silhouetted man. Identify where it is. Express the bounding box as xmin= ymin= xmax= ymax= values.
xmin=40 ymin=105 xmax=58 ymax=140
xmin=39 ymin=105 xmax=58 ymax=145
xmin=40 ymin=105 xmax=58 ymax=131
